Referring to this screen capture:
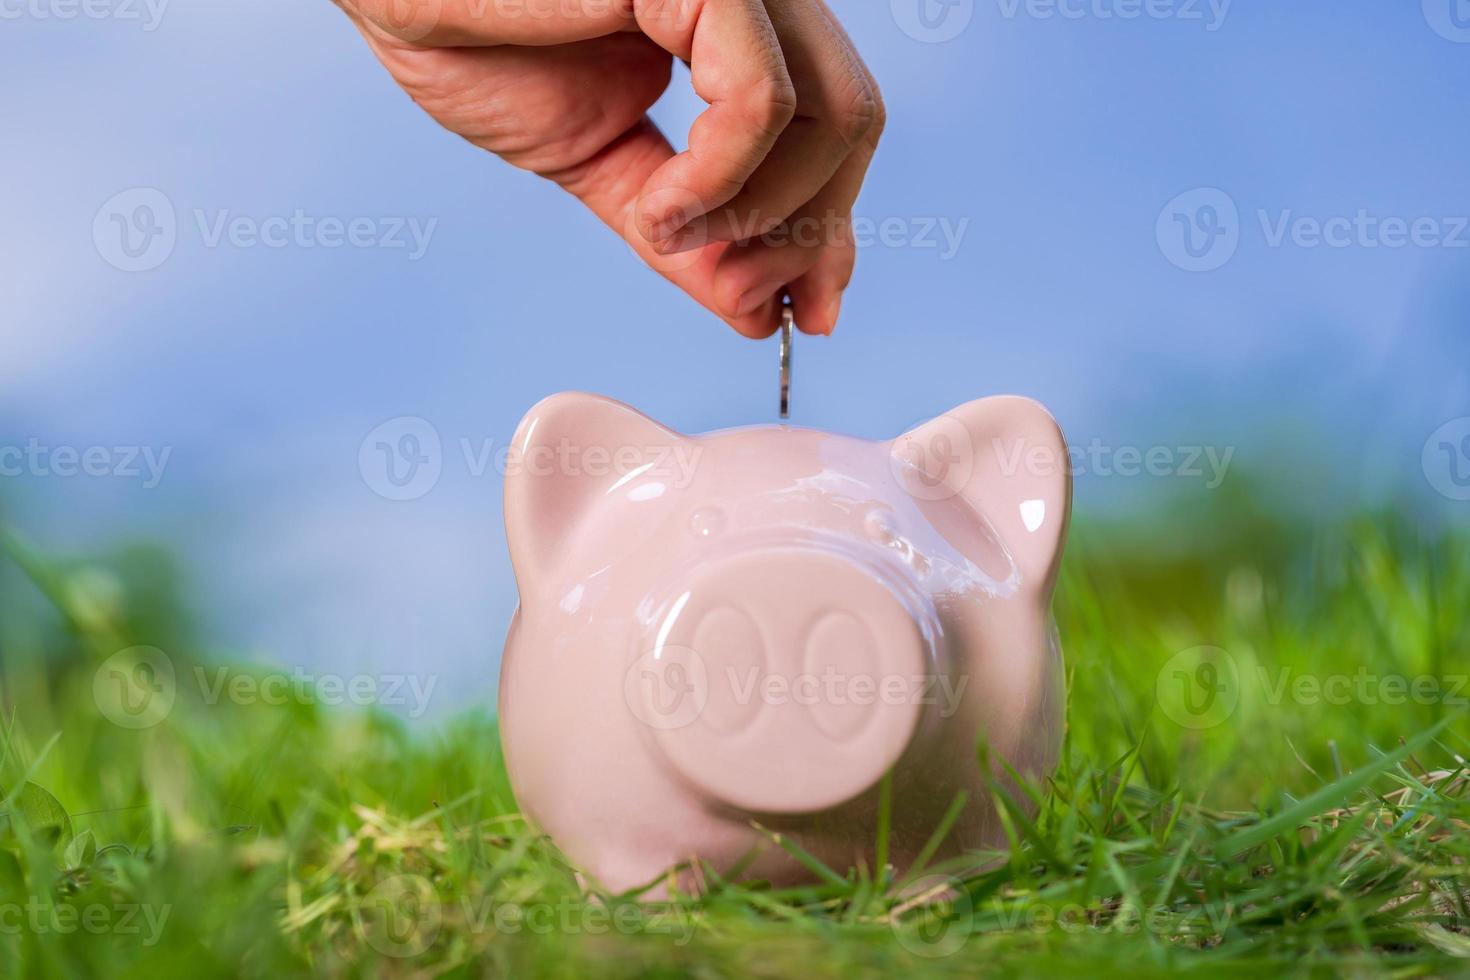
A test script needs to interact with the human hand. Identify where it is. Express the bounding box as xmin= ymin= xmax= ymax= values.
xmin=333 ymin=0 xmax=884 ymax=338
